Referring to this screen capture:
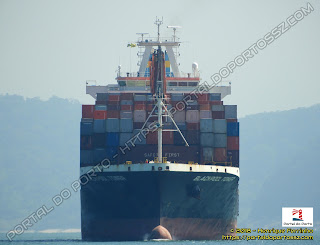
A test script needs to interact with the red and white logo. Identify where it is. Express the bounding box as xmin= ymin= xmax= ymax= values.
xmin=292 ymin=209 xmax=303 ymax=221
xmin=282 ymin=207 xmax=313 ymax=227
